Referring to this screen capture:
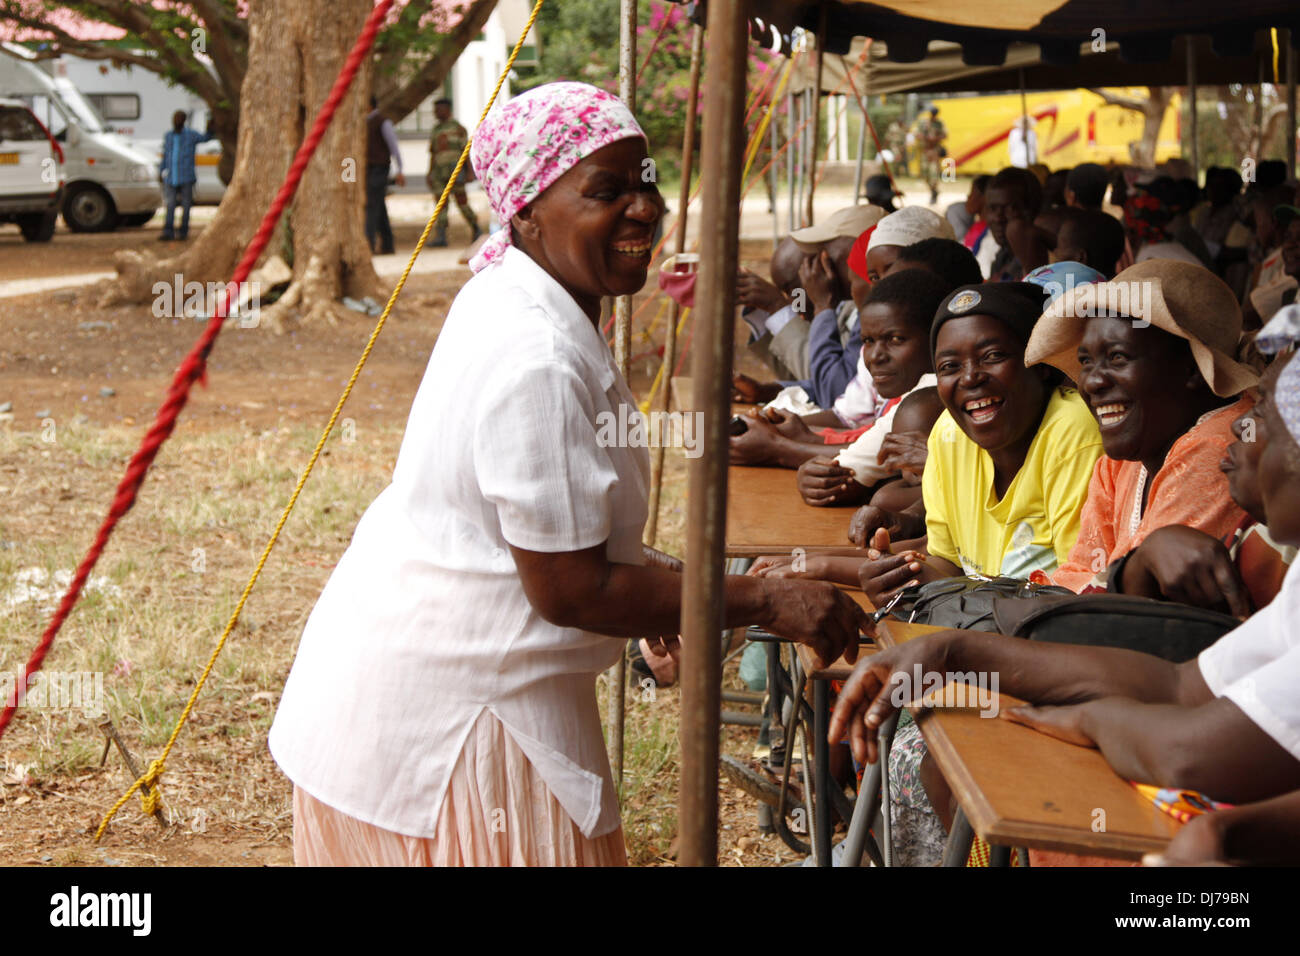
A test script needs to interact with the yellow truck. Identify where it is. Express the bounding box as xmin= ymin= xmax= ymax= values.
xmin=927 ymin=88 xmax=1183 ymax=173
